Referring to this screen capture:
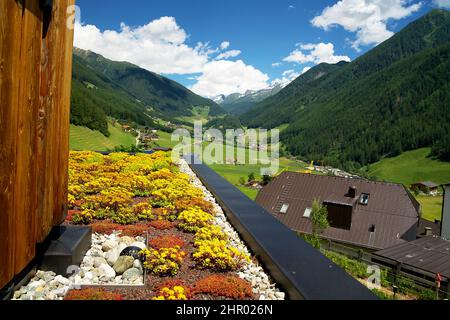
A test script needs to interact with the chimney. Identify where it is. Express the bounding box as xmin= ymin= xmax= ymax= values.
xmin=425 ymin=227 xmax=433 ymax=237
xmin=348 ymin=186 xmax=357 ymax=198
